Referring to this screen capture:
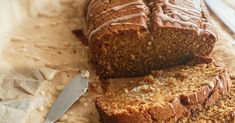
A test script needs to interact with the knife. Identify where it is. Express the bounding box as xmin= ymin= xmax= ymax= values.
xmin=204 ymin=0 xmax=235 ymax=34
xmin=44 ymin=72 xmax=89 ymax=123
